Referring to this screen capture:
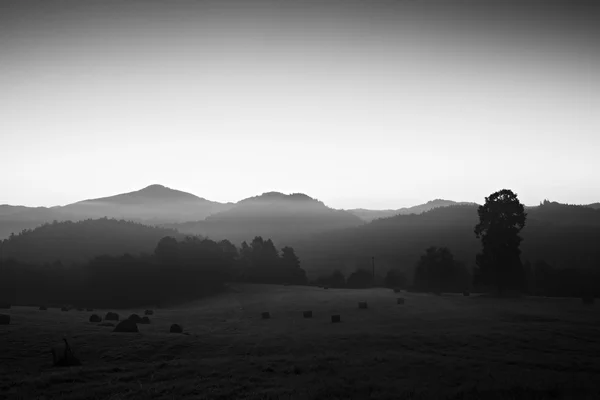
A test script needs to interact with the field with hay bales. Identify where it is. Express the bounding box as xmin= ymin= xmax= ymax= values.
xmin=1 ymin=284 xmax=600 ymax=399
